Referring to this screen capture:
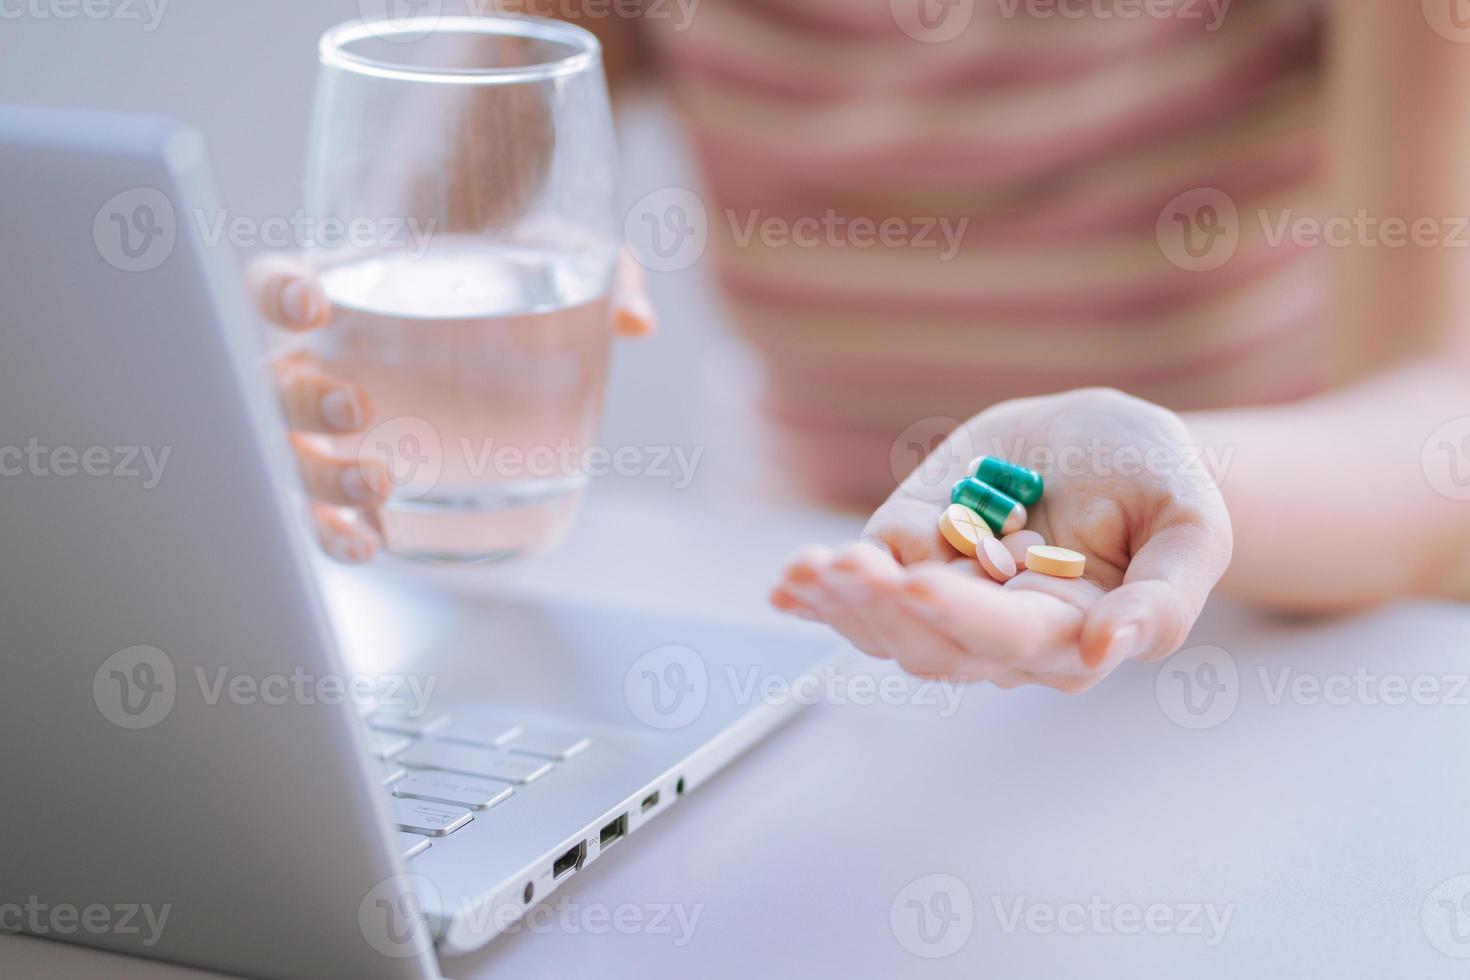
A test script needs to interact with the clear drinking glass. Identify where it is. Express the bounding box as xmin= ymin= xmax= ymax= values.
xmin=303 ymin=15 xmax=618 ymax=562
